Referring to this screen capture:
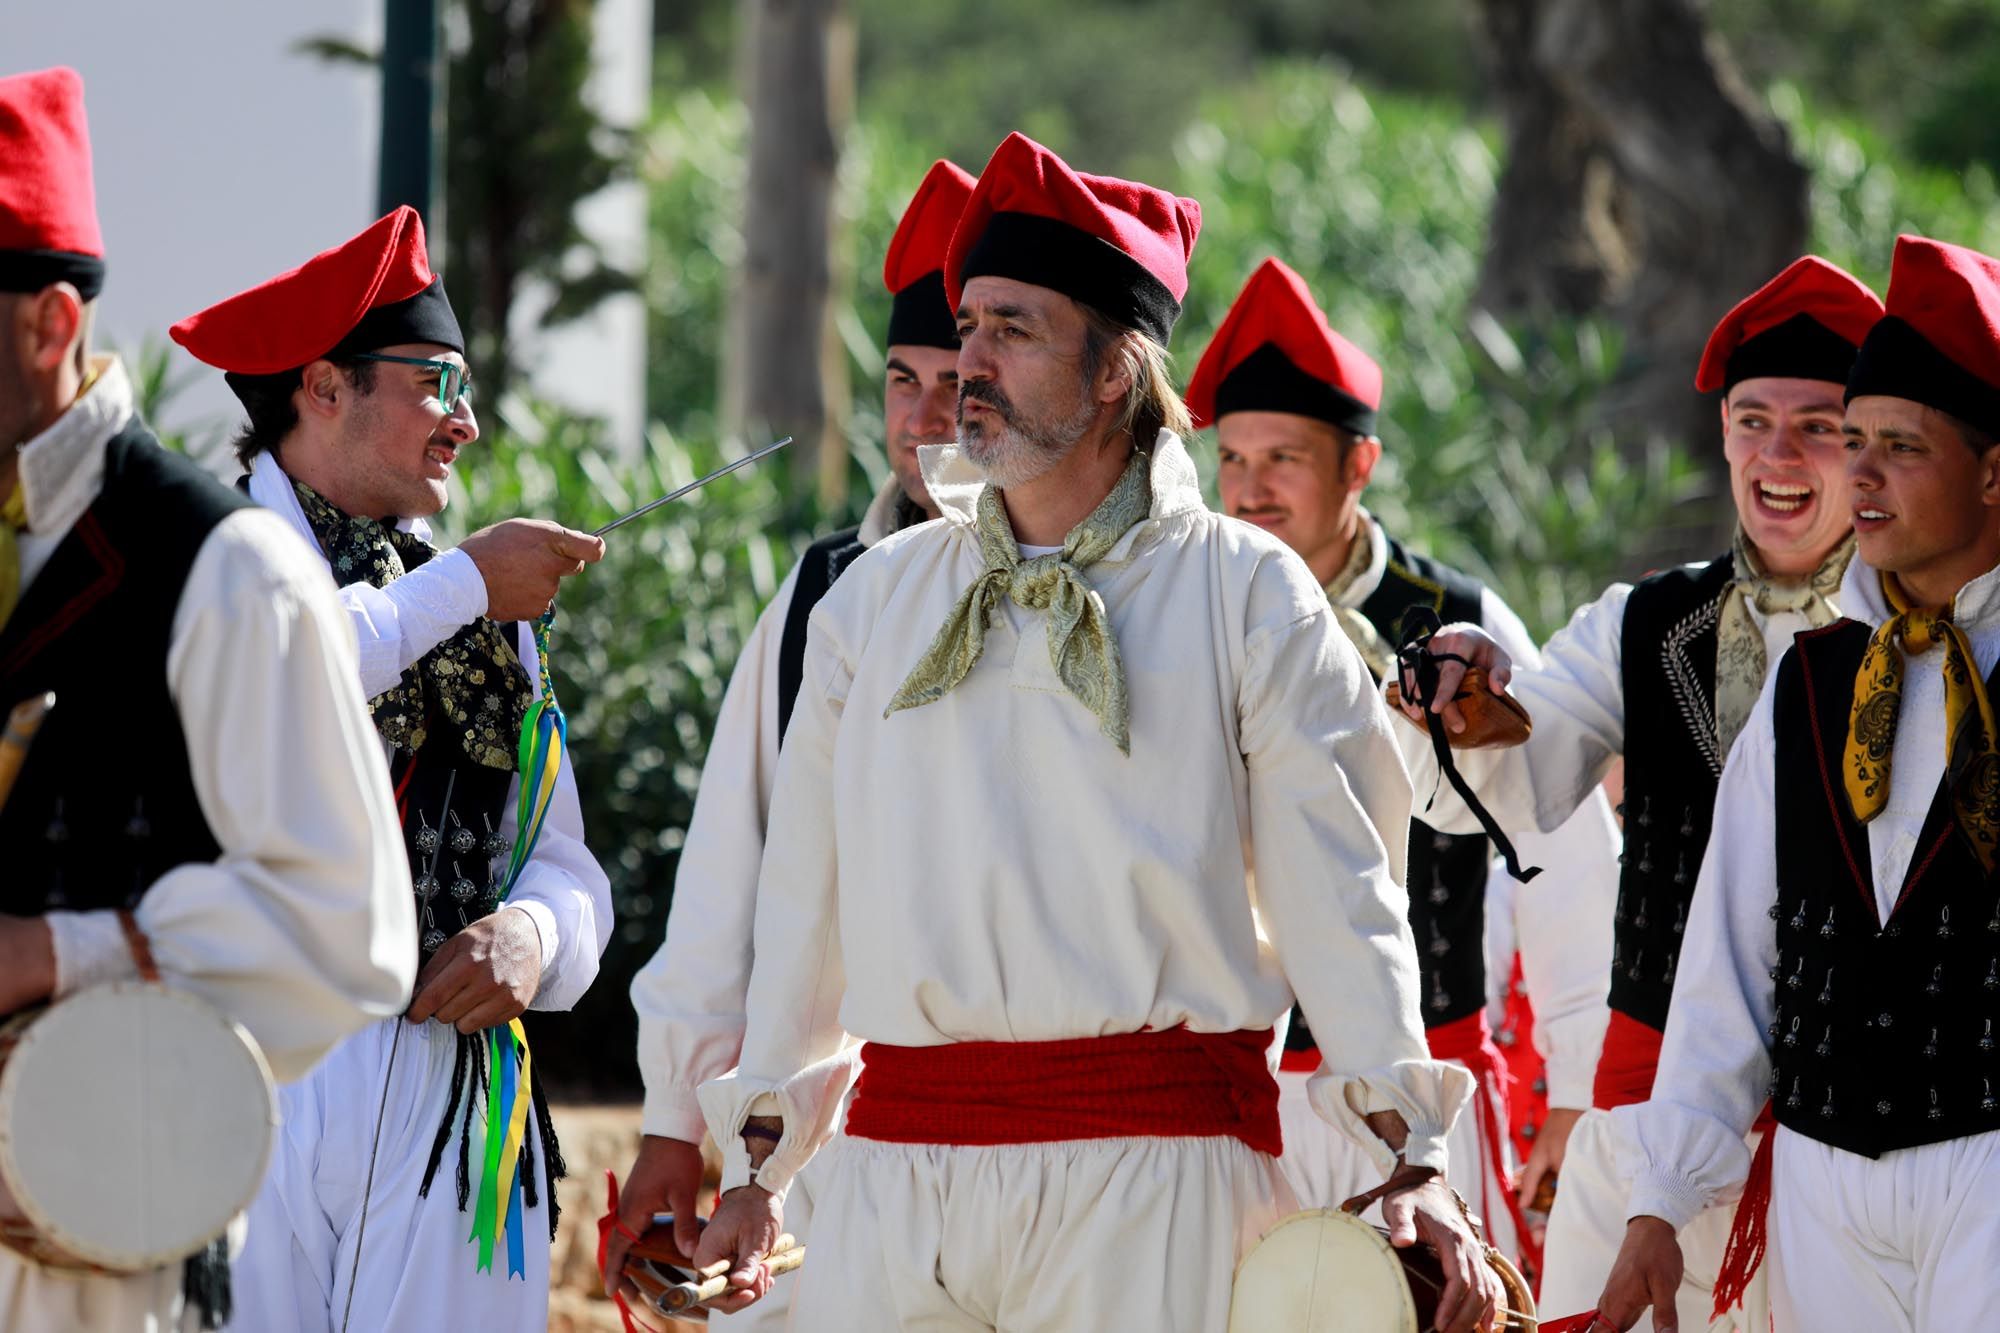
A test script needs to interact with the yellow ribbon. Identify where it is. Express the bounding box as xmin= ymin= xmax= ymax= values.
xmin=1844 ymin=571 xmax=2000 ymax=871
xmin=0 ymin=484 xmax=23 ymax=633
